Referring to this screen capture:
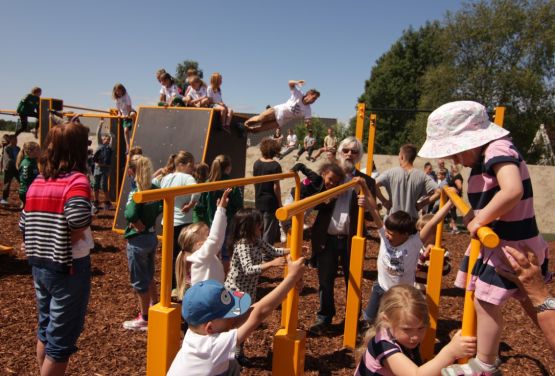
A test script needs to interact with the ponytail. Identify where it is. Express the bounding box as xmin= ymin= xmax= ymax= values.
xmin=128 ymin=155 xmax=153 ymax=191
xmin=207 ymin=154 xmax=231 ymax=182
